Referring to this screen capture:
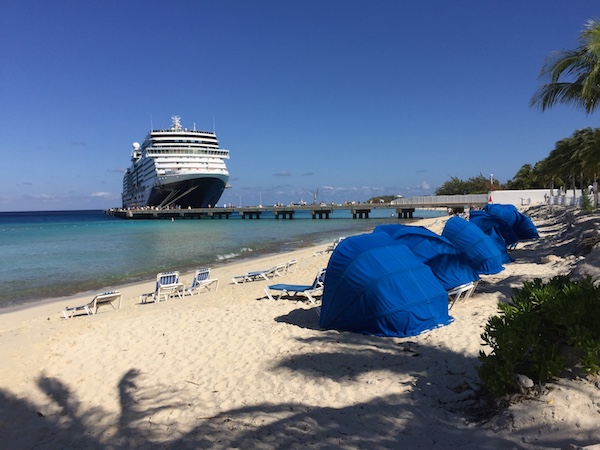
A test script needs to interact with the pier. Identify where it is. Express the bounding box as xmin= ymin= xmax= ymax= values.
xmin=104 ymin=194 xmax=489 ymax=220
